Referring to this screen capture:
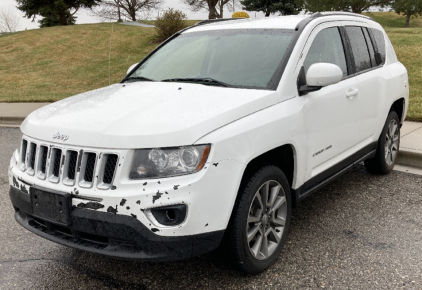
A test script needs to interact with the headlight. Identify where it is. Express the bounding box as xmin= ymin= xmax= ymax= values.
xmin=129 ymin=144 xmax=211 ymax=179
